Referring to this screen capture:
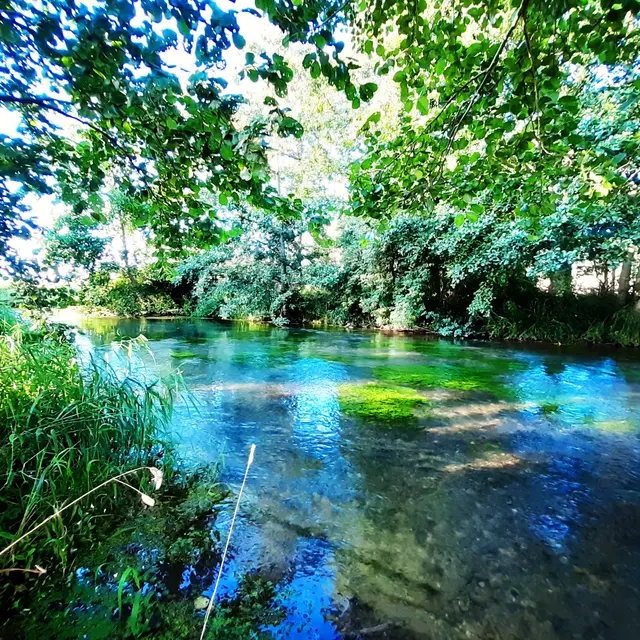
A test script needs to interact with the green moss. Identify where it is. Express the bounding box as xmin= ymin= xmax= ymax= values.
xmin=540 ymin=402 xmax=560 ymax=415
xmin=372 ymin=363 xmax=515 ymax=400
xmin=170 ymin=350 xmax=197 ymax=359
xmin=338 ymin=382 xmax=430 ymax=424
